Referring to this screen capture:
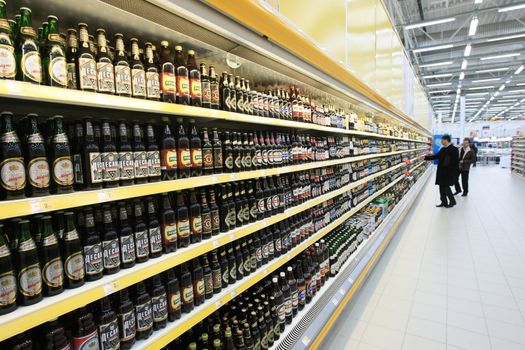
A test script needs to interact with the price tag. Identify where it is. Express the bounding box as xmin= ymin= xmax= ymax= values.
xmin=302 ymin=336 xmax=311 ymax=345
xmin=211 ymin=175 xmax=219 ymax=183
xmin=230 ymin=290 xmax=237 ymax=299
xmin=215 ymin=300 xmax=222 ymax=309
xmin=103 ymin=280 xmax=120 ymax=295
xmin=332 ymin=298 xmax=339 ymax=305
xmin=213 ymin=240 xmax=219 ymax=248
xmin=98 ymin=192 xmax=113 ymax=202
xmin=30 ymin=199 xmax=52 ymax=214
xmin=263 ymin=268 xmax=269 ymax=276
xmin=229 ymin=174 xmax=236 ymax=181
xmin=229 ymin=233 xmax=235 ymax=241
xmin=339 ymin=289 xmax=345 ymax=295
